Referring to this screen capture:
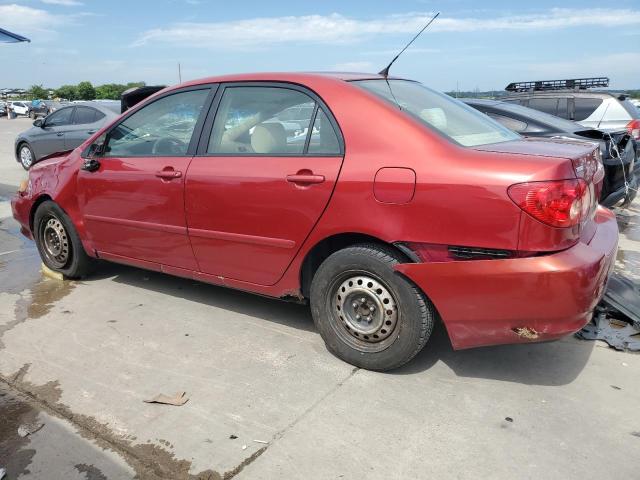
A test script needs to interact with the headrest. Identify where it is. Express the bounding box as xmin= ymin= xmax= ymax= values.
xmin=251 ymin=123 xmax=286 ymax=154
xmin=419 ymin=108 xmax=447 ymax=130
